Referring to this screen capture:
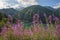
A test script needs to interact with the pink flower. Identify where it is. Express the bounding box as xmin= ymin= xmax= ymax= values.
xmin=56 ymin=25 xmax=60 ymax=30
xmin=33 ymin=14 xmax=39 ymax=18
xmin=32 ymin=21 xmax=37 ymax=25
xmin=15 ymin=20 xmax=24 ymax=27
xmin=48 ymin=15 xmax=52 ymax=24
xmin=12 ymin=20 xmax=24 ymax=37
xmin=33 ymin=13 xmax=39 ymax=21
xmin=55 ymin=24 xmax=60 ymax=37
xmin=1 ymin=27 xmax=8 ymax=35
xmin=39 ymin=20 xmax=42 ymax=24
xmin=54 ymin=17 xmax=59 ymax=22
xmin=8 ymin=15 xmax=13 ymax=22
xmin=43 ymin=13 xmax=47 ymax=17
xmin=32 ymin=13 xmax=40 ymax=26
